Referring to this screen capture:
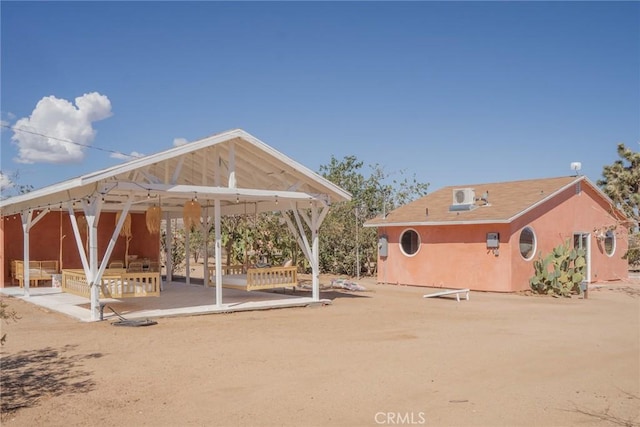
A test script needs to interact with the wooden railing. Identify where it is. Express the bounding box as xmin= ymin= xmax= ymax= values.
xmin=62 ymin=268 xmax=160 ymax=298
